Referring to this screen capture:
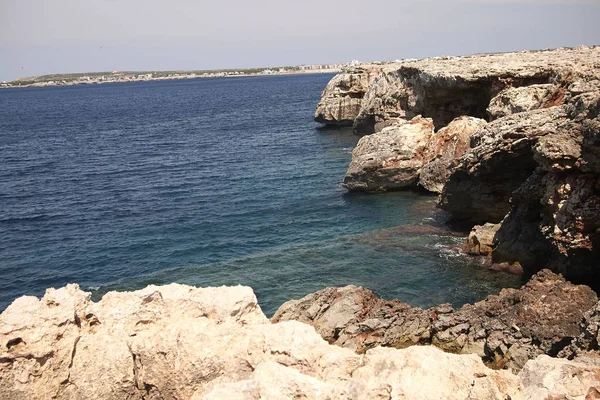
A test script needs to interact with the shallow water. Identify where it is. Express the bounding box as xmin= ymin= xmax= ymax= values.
xmin=0 ymin=74 xmax=521 ymax=315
